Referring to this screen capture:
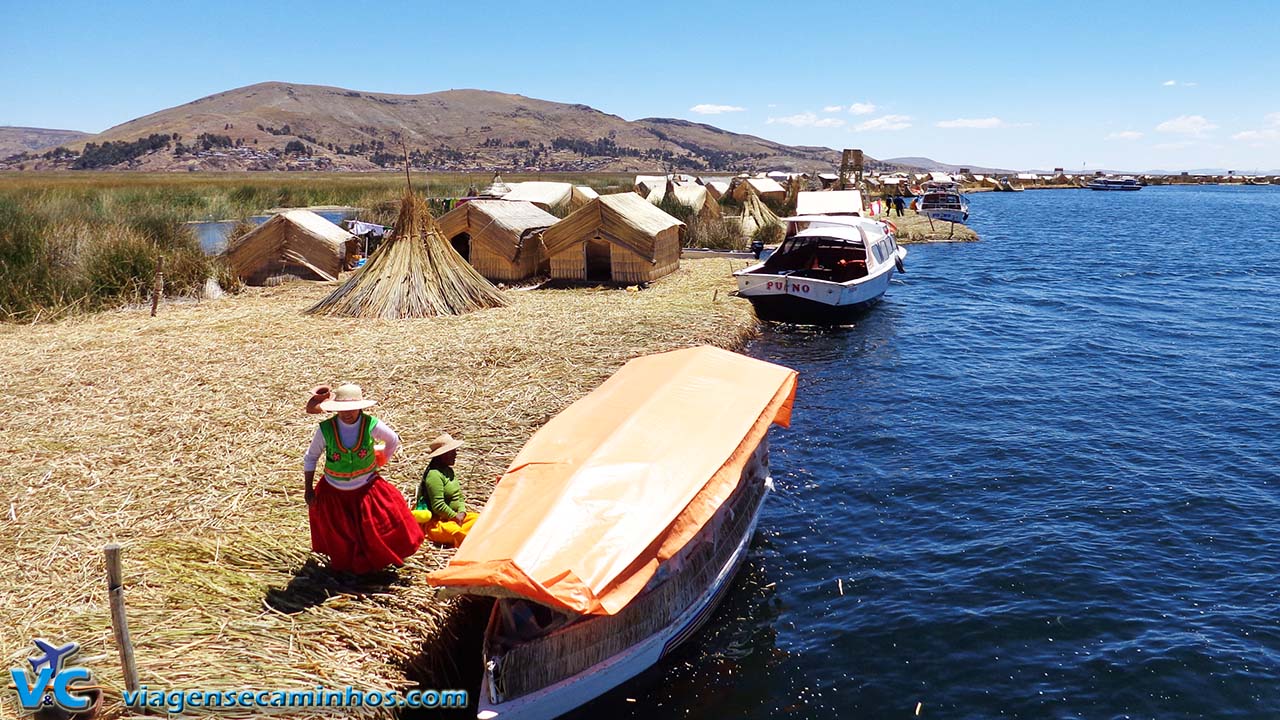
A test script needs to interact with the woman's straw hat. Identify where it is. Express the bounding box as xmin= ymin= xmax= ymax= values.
xmin=426 ymin=433 xmax=464 ymax=458
xmin=319 ymin=383 xmax=377 ymax=412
